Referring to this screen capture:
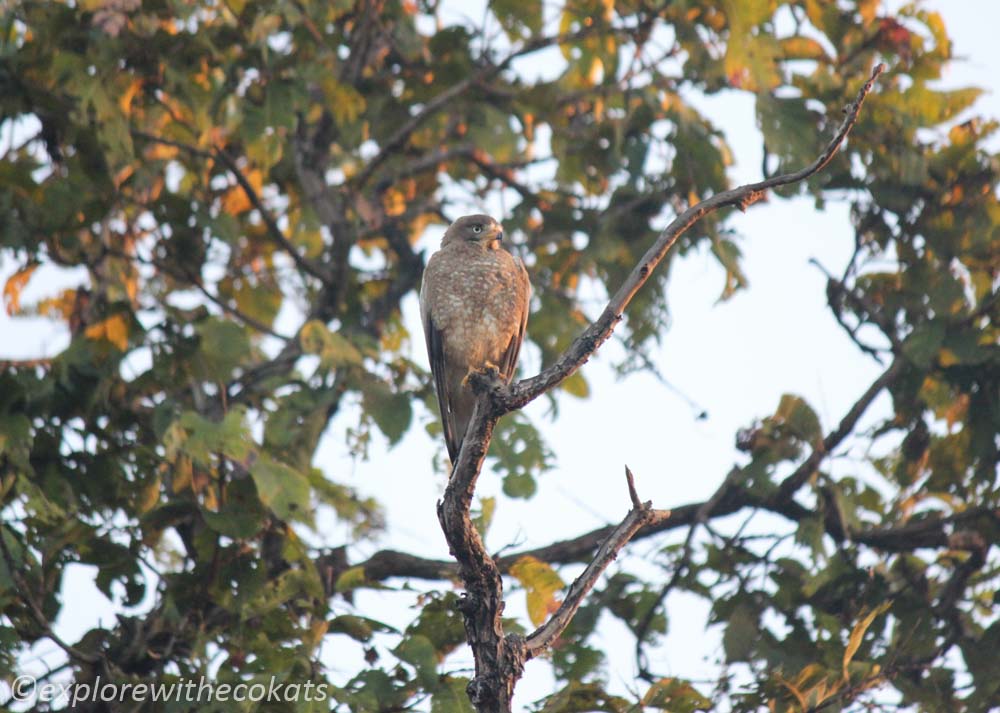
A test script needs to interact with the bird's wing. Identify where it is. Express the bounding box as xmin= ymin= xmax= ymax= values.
xmin=498 ymin=258 xmax=531 ymax=384
xmin=421 ymin=288 xmax=461 ymax=463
